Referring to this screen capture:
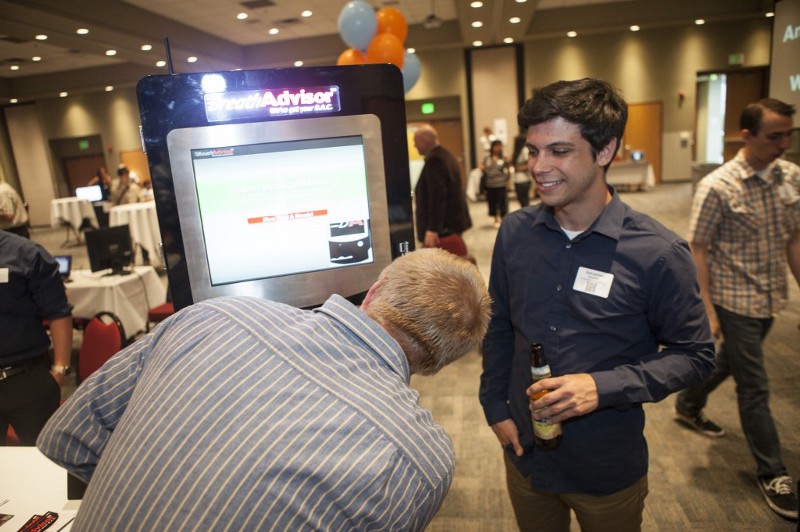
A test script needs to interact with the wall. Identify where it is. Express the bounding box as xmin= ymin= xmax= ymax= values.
xmin=8 ymin=17 xmax=774 ymax=204
xmin=36 ymin=87 xmax=143 ymax=169
xmin=522 ymin=19 xmax=772 ymax=180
